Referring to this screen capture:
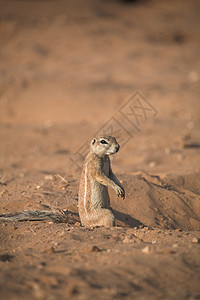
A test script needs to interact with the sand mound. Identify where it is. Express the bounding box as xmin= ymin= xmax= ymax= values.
xmin=112 ymin=172 xmax=200 ymax=230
